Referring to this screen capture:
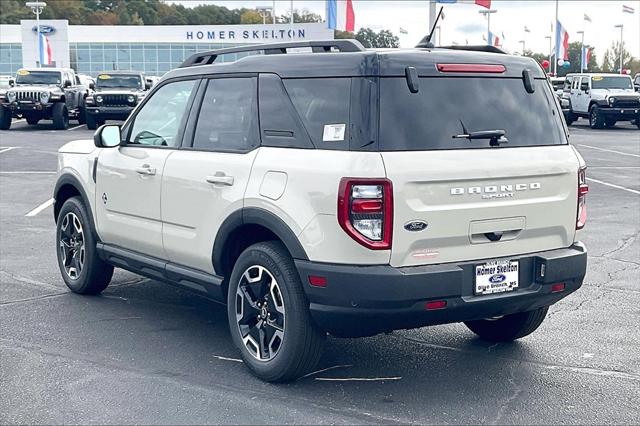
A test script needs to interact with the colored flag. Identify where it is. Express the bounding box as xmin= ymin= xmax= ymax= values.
xmin=583 ymin=13 xmax=591 ymax=22
xmin=581 ymin=46 xmax=591 ymax=70
xmin=488 ymin=30 xmax=500 ymax=47
xmin=555 ymin=20 xmax=569 ymax=61
xmin=436 ymin=0 xmax=491 ymax=9
xmin=327 ymin=0 xmax=355 ymax=32
xmin=622 ymin=4 xmax=635 ymax=14
xmin=39 ymin=32 xmax=52 ymax=66
xmin=399 ymin=27 xmax=408 ymax=34
xmin=524 ymin=26 xmax=530 ymax=33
